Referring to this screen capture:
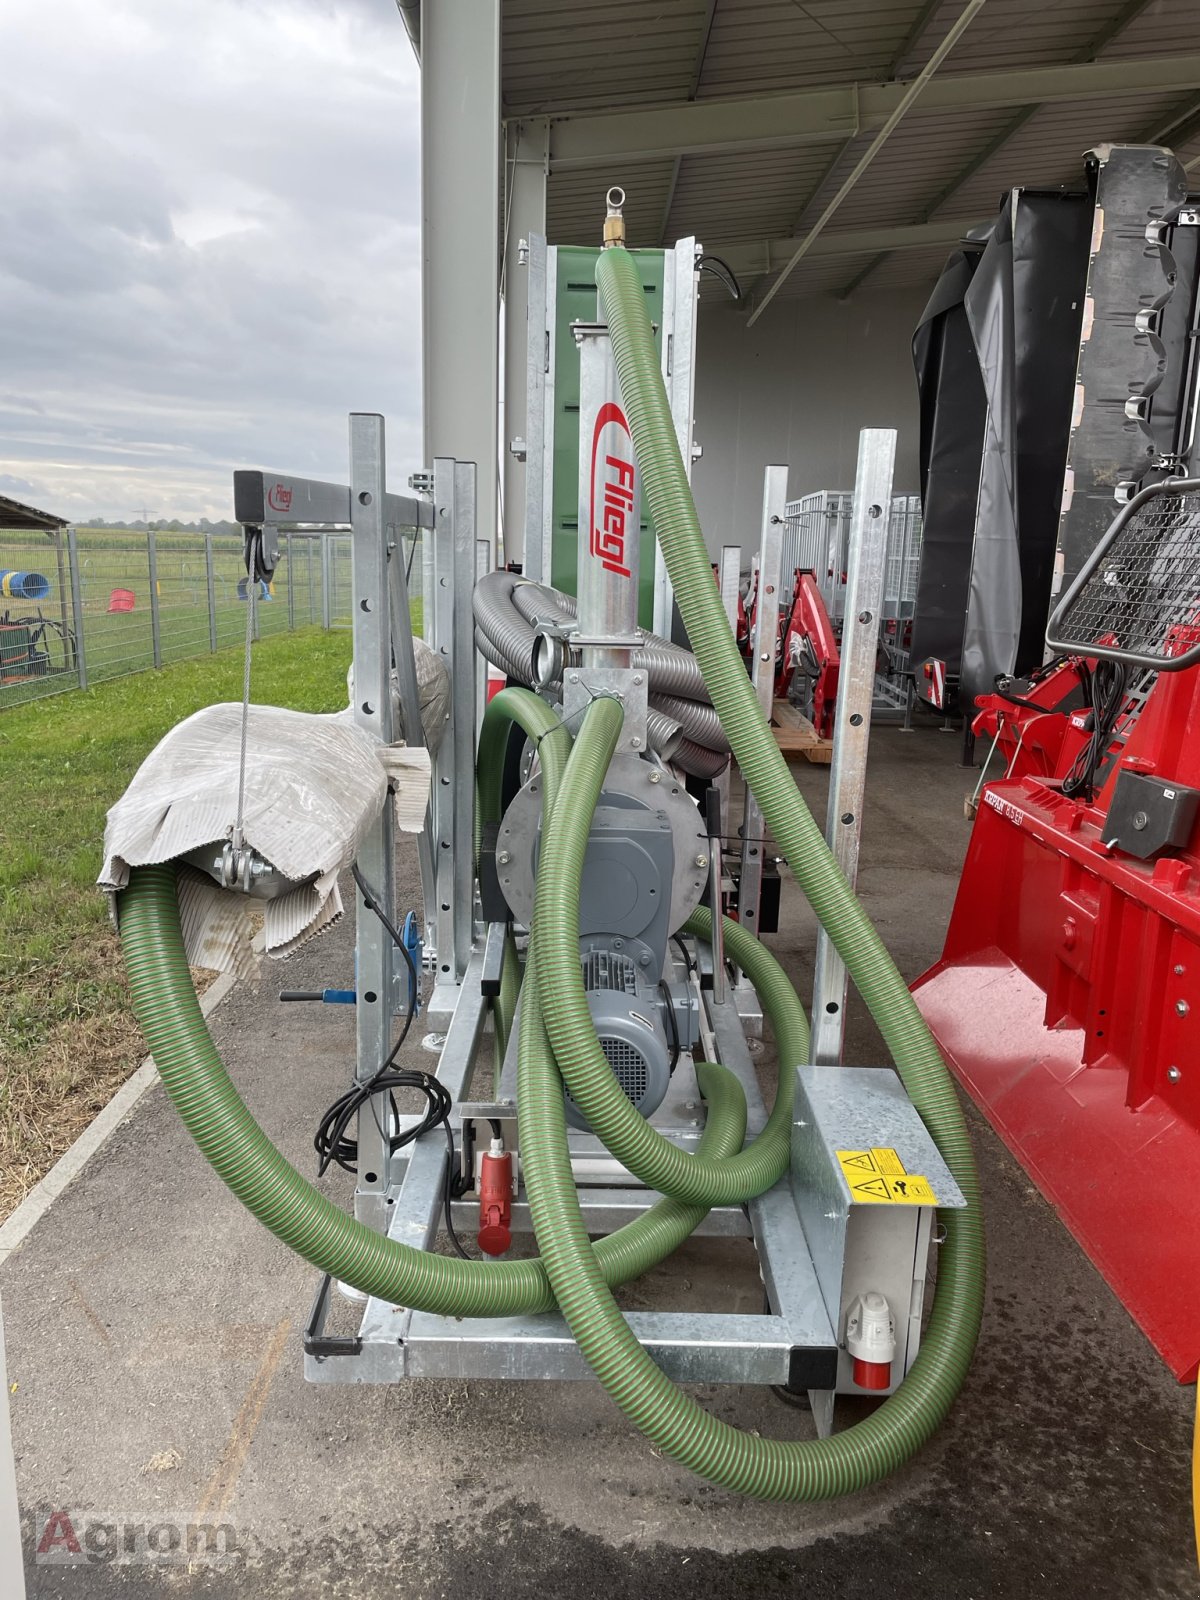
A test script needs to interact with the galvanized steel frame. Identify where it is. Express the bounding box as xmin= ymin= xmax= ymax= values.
xmin=810 ymin=430 xmax=895 ymax=1064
